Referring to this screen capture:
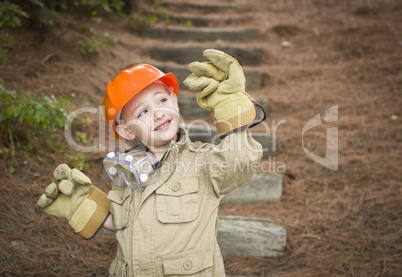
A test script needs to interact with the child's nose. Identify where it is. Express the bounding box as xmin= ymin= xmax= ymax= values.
xmin=153 ymin=108 xmax=164 ymax=121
